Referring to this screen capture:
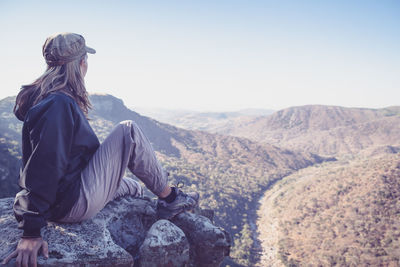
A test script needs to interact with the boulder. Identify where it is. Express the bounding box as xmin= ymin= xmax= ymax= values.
xmin=0 ymin=196 xmax=230 ymax=267
xmin=172 ymin=212 xmax=231 ymax=267
xmin=139 ymin=220 xmax=189 ymax=267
